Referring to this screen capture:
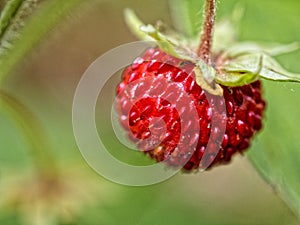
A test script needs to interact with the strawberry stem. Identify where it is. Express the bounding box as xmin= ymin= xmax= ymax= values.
xmin=197 ymin=0 xmax=216 ymax=64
